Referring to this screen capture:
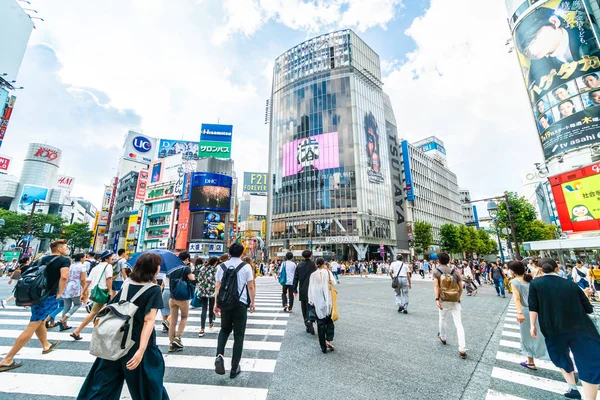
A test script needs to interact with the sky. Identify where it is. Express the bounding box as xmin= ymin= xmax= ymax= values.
xmin=3 ymin=0 xmax=541 ymax=210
